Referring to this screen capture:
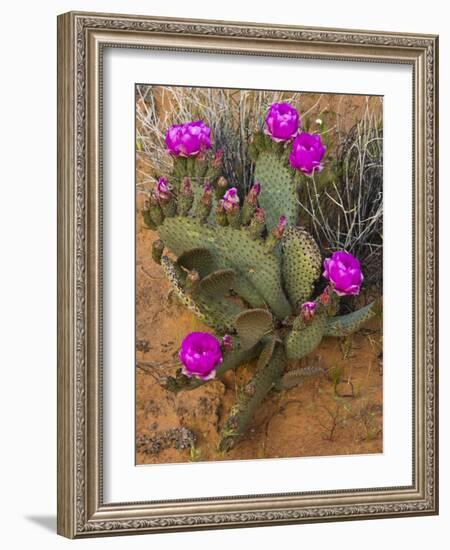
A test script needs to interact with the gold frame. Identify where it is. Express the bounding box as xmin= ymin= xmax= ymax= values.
xmin=57 ymin=11 xmax=439 ymax=538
